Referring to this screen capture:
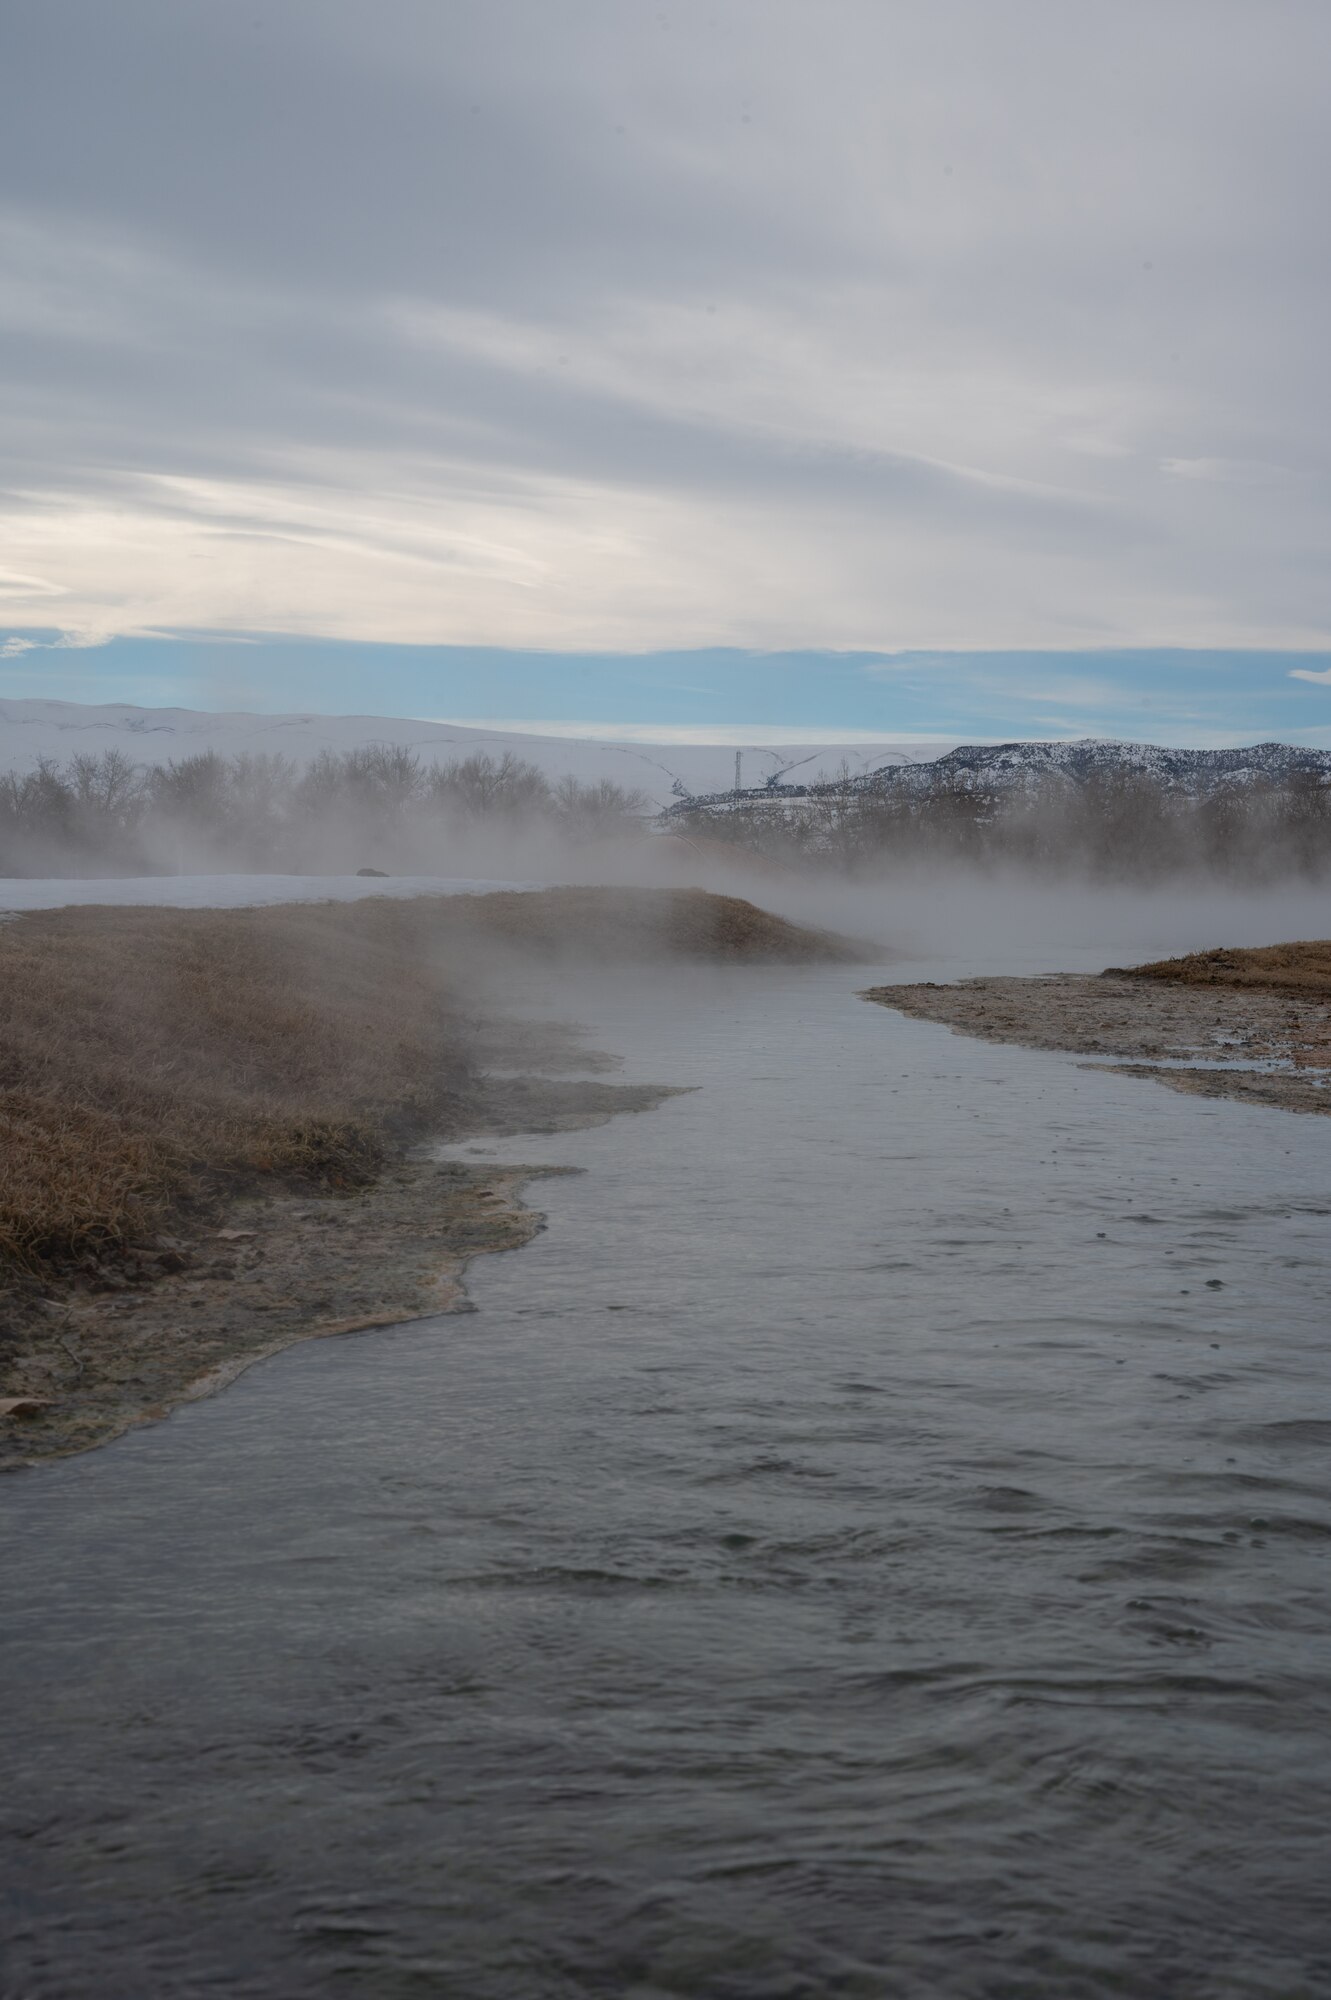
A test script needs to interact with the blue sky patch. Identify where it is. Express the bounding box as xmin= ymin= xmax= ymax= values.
xmin=4 ymin=634 xmax=1331 ymax=746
